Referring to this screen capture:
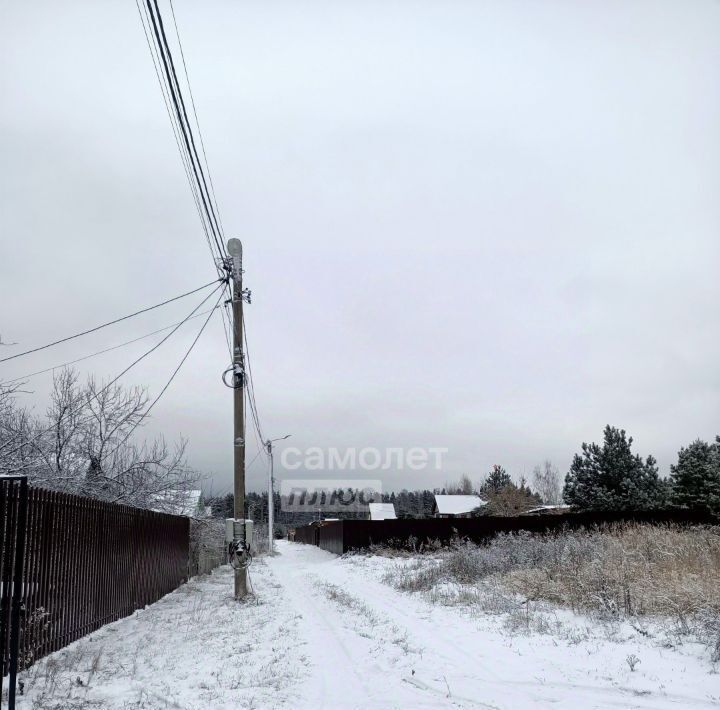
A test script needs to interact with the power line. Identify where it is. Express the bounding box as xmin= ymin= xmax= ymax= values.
xmin=4 ymin=306 xmax=220 ymax=384
xmin=245 ymin=447 xmax=264 ymax=472
xmin=134 ymin=0 xmax=223 ymax=273
xmin=168 ymin=0 xmax=225 ymax=239
xmin=224 ymin=301 xmax=265 ymax=449
xmin=242 ymin=312 xmax=266 ymax=446
xmin=144 ymin=0 xmax=226 ymax=261
xmin=107 ymin=289 xmax=225 ymax=457
xmin=221 ymin=281 xmax=265 ymax=451
xmin=245 ymin=384 xmax=265 ymax=460
xmin=219 ymin=281 xmax=234 ymax=360
xmin=0 ymin=283 xmax=225 ymax=461
xmin=0 ymin=279 xmax=223 ymax=365
xmin=92 ymin=282 xmax=224 ymax=394
xmin=153 ymin=0 xmax=224 ymax=248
